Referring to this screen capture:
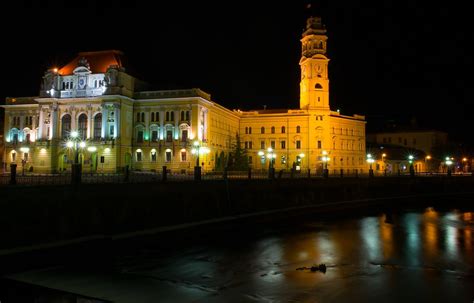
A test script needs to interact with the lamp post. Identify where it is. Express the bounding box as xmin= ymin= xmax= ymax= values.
xmin=267 ymin=147 xmax=276 ymax=179
xmin=382 ymin=153 xmax=386 ymax=176
xmin=322 ymin=150 xmax=329 ymax=178
xmin=425 ymin=155 xmax=431 ymax=173
xmin=367 ymin=153 xmax=375 ymax=177
xmin=192 ymin=140 xmax=209 ymax=180
xmin=66 ymin=130 xmax=86 ymax=185
xmin=408 ymin=155 xmax=415 ymax=177
xmin=445 ymin=156 xmax=453 ymax=177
